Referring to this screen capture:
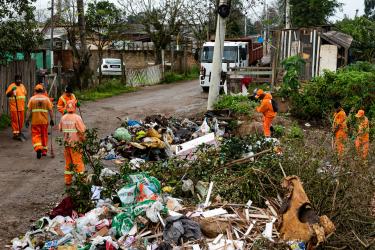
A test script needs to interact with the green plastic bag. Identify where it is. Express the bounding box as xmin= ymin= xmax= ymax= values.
xmin=112 ymin=212 xmax=131 ymax=237
xmin=127 ymin=173 xmax=161 ymax=194
xmin=114 ymin=127 xmax=131 ymax=141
